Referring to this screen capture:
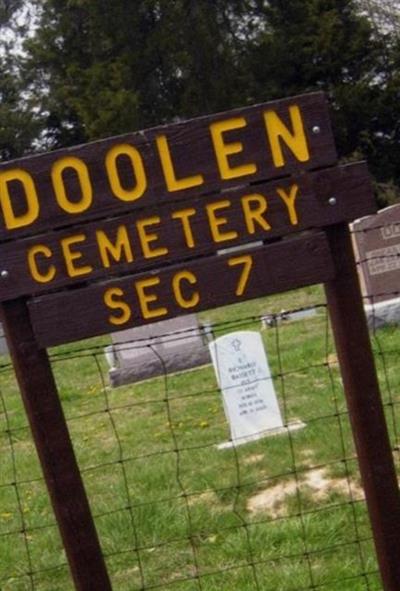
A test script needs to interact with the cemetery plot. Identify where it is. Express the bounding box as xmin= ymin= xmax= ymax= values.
xmin=0 ymin=297 xmax=388 ymax=591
